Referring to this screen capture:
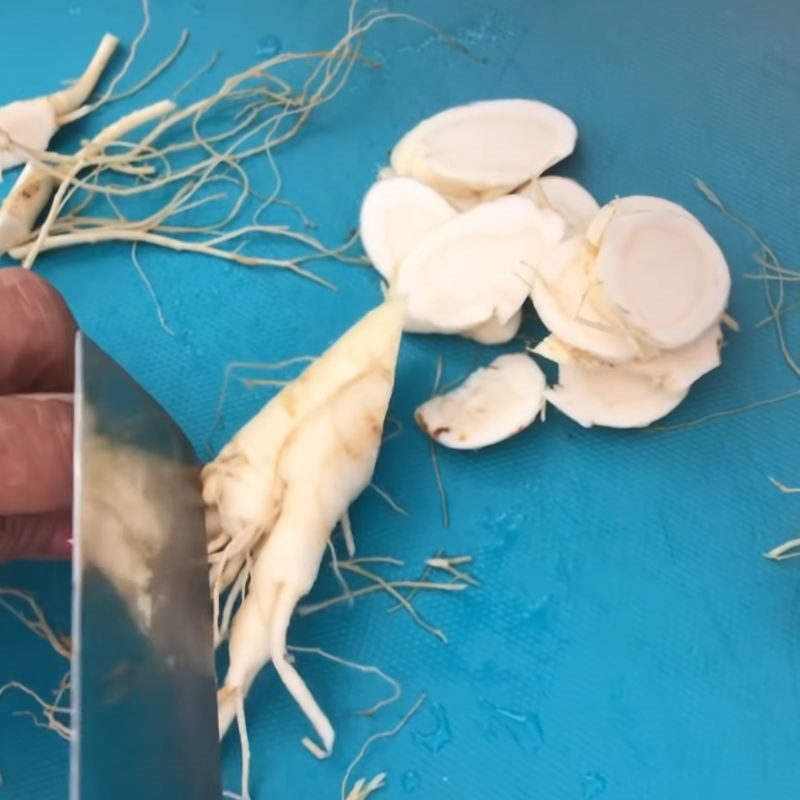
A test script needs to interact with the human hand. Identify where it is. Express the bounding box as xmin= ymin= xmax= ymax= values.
xmin=0 ymin=268 xmax=76 ymax=563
